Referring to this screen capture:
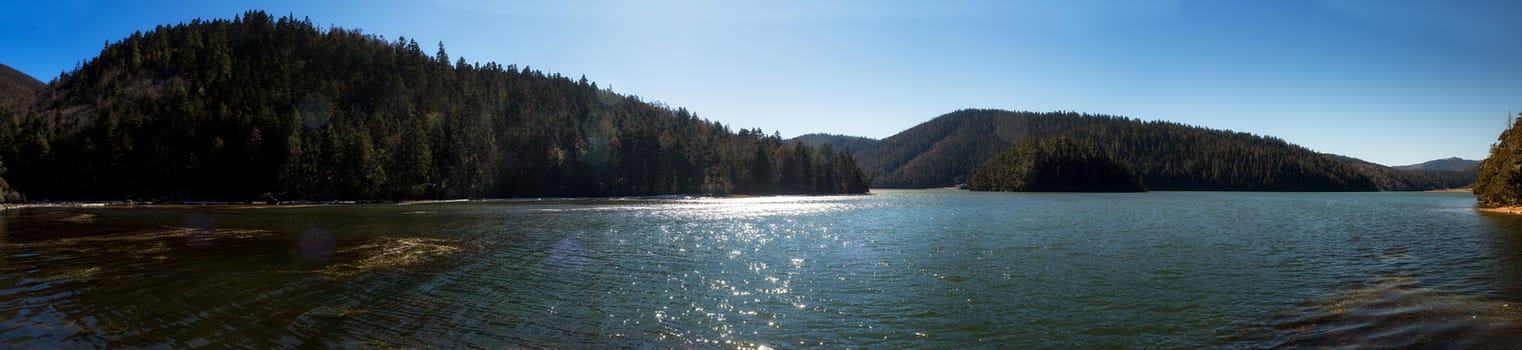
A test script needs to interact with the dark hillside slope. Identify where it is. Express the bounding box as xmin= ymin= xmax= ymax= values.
xmin=0 ymin=63 xmax=42 ymax=202
xmin=791 ymin=133 xmax=877 ymax=154
xmin=0 ymin=63 xmax=43 ymax=112
xmin=1333 ymin=156 xmax=1476 ymax=191
xmin=968 ymin=134 xmax=1147 ymax=192
xmin=853 ymin=109 xmax=1102 ymax=187
xmin=856 ymin=109 xmax=1376 ymax=191
xmin=1394 ymin=157 xmax=1479 ymax=172
xmin=0 ymin=11 xmax=868 ymax=201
